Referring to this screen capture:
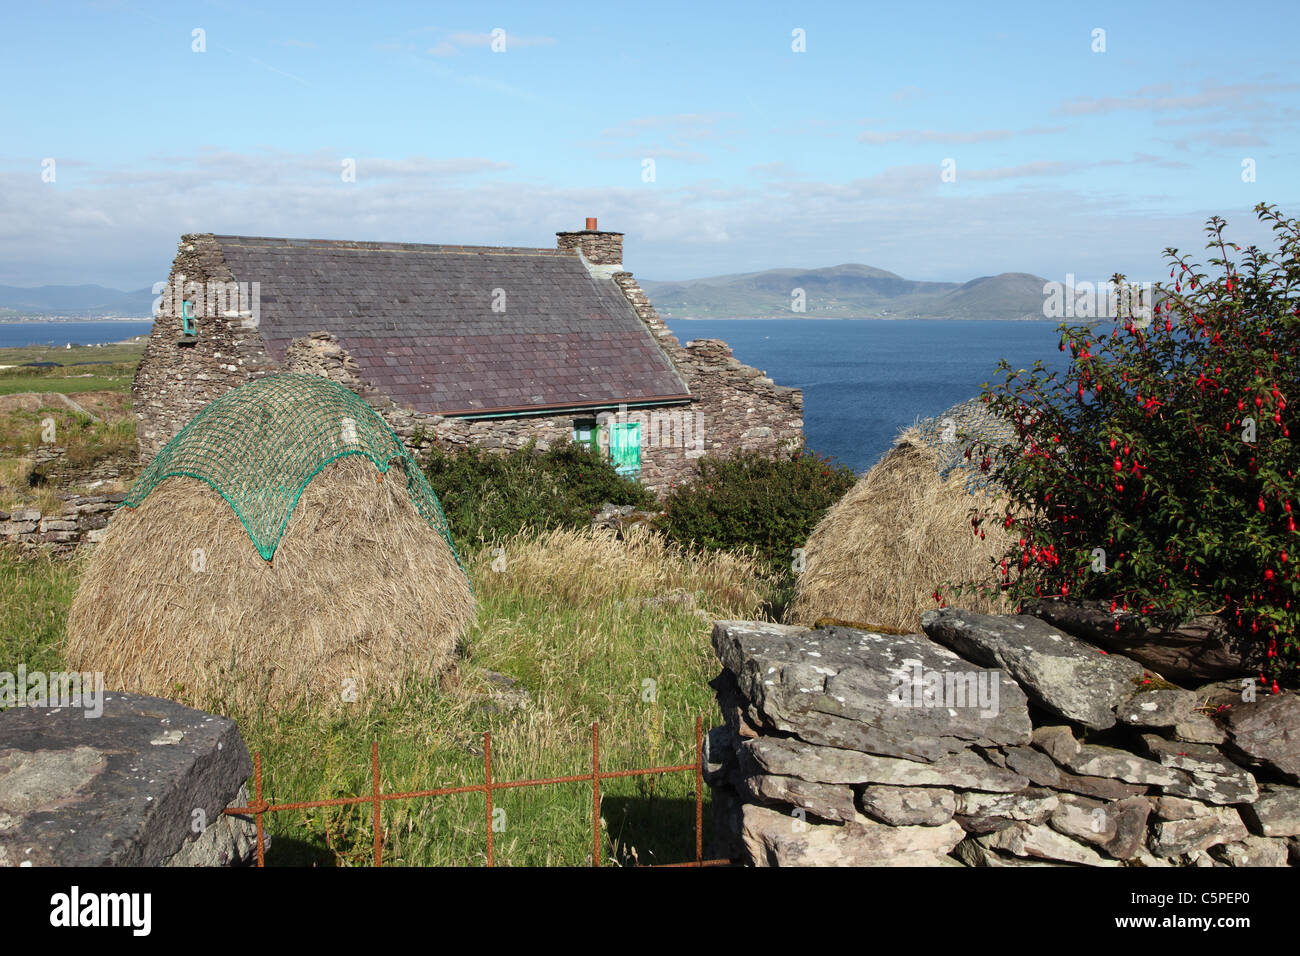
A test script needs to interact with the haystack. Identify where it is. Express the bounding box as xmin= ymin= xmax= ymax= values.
xmin=789 ymin=398 xmax=1017 ymax=632
xmin=66 ymin=374 xmax=474 ymax=712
